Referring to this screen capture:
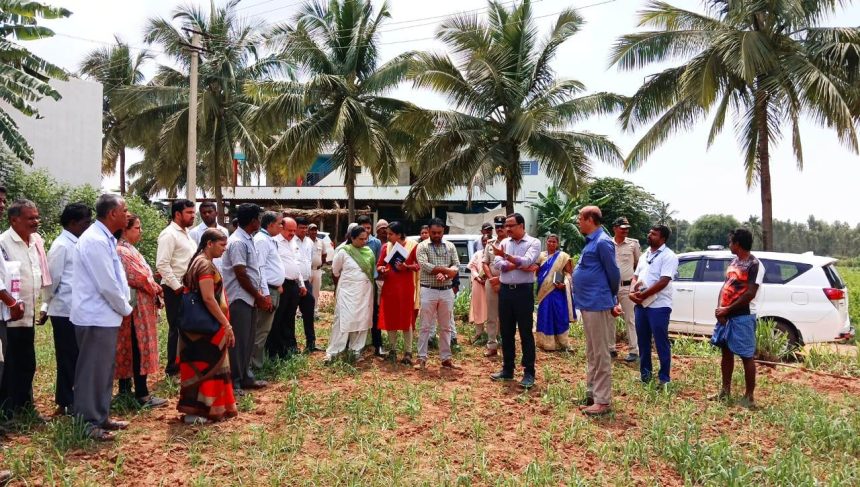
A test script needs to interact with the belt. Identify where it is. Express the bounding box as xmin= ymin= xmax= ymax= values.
xmin=622 ymin=280 xmax=632 ymax=286
xmin=421 ymin=284 xmax=452 ymax=290
xmin=501 ymin=283 xmax=533 ymax=290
